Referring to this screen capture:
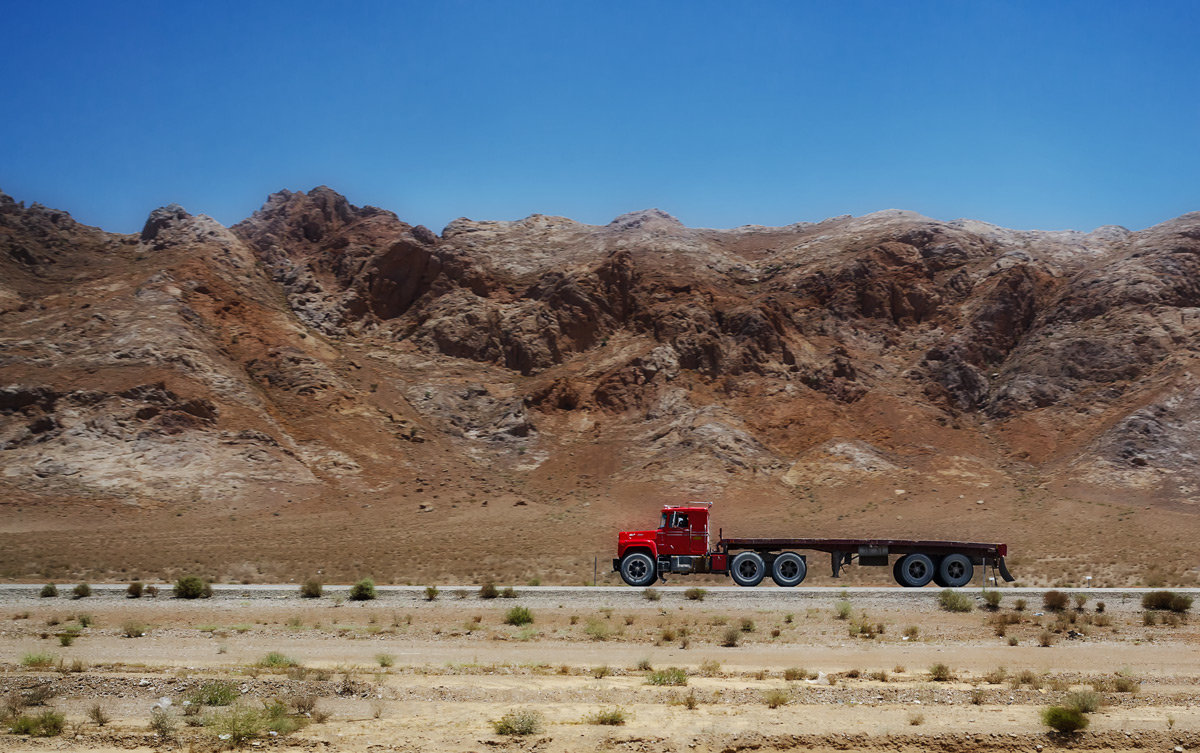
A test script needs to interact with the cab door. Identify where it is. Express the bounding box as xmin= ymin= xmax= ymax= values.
xmin=660 ymin=511 xmax=691 ymax=555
